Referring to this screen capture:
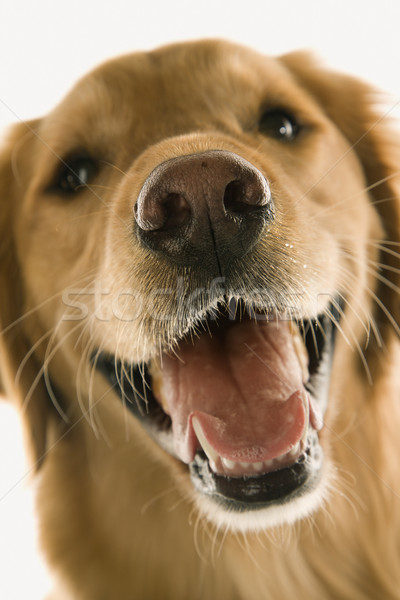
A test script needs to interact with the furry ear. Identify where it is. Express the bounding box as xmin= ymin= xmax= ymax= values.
xmin=0 ymin=121 xmax=54 ymax=464
xmin=281 ymin=51 xmax=400 ymax=345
